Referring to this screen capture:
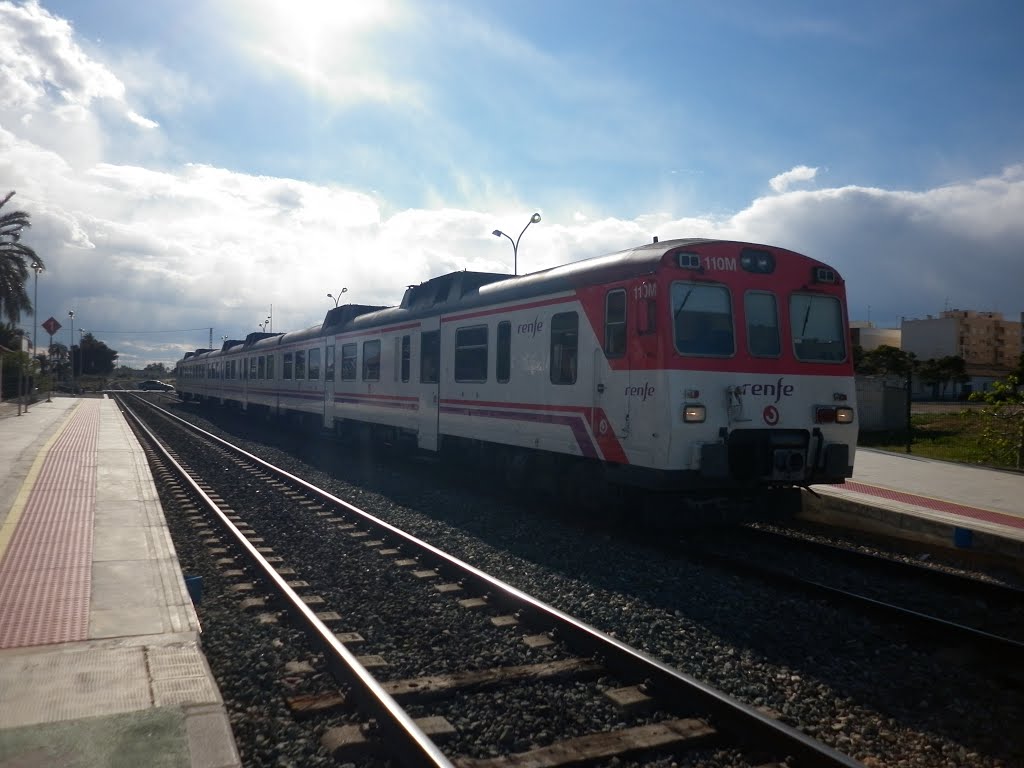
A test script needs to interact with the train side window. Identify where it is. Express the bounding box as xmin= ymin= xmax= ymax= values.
xmin=672 ymin=282 xmax=734 ymax=357
xmin=250 ymin=356 xmax=258 ymax=379
xmin=257 ymin=355 xmax=266 ymax=379
xmin=496 ymin=321 xmax=511 ymax=383
xmin=401 ymin=335 xmax=411 ymax=382
xmin=420 ymin=330 xmax=440 ymax=384
xmin=604 ymin=289 xmax=627 ymax=357
xmin=267 ymin=354 xmax=275 ymax=380
xmin=283 ymin=352 xmax=293 ymax=380
xmin=308 ymin=348 xmax=321 ymax=380
xmin=295 ymin=349 xmax=306 ymax=380
xmin=325 ymin=345 xmax=335 ymax=382
xmin=455 ymin=325 xmax=488 ymax=382
xmin=745 ymin=291 xmax=781 ymax=357
xmin=550 ymin=312 xmax=579 ymax=385
xmin=362 ymin=339 xmax=381 ymax=381
xmin=341 ymin=343 xmax=357 ymax=380
xmin=790 ymin=294 xmax=846 ymax=362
